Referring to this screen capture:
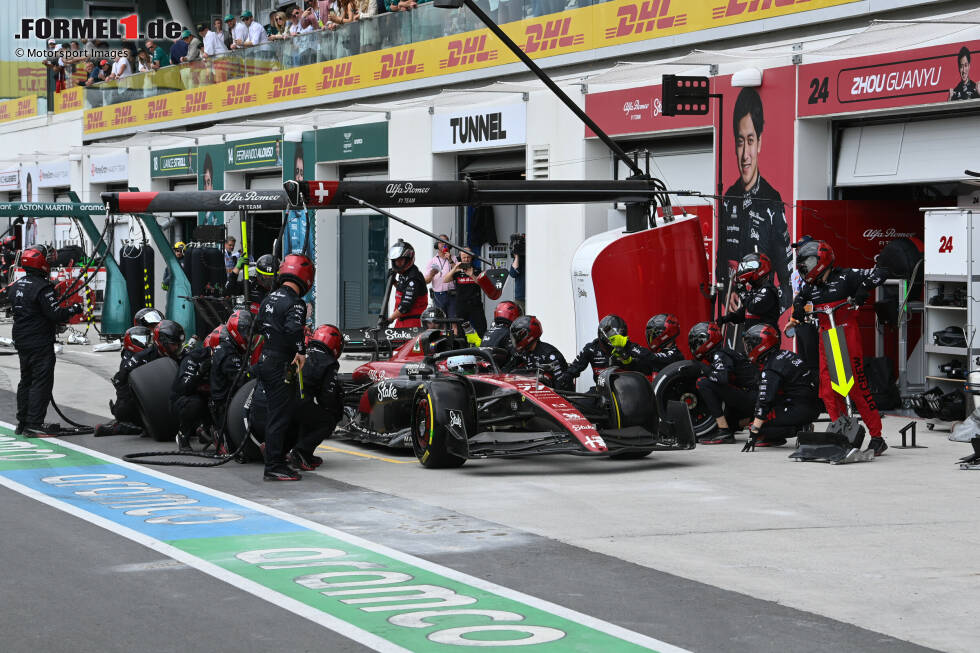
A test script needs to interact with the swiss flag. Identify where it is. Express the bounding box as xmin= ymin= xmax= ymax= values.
xmin=306 ymin=181 xmax=339 ymax=206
